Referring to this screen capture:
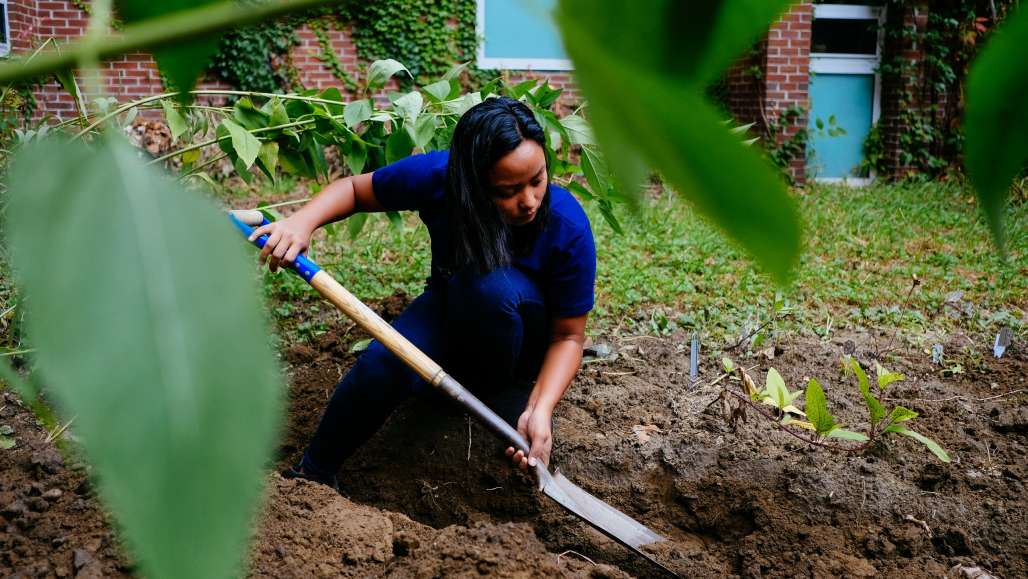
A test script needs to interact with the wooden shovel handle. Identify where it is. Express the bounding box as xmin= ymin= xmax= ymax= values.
xmin=228 ymin=210 xmax=534 ymax=457
xmin=309 ymin=273 xmax=445 ymax=385
xmin=309 ymin=271 xmax=533 ymax=456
